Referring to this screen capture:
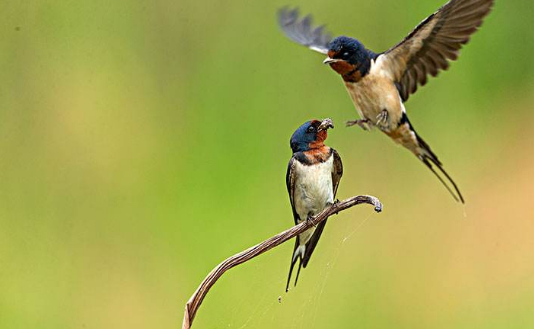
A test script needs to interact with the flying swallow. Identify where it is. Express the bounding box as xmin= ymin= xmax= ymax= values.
xmin=286 ymin=118 xmax=343 ymax=291
xmin=278 ymin=0 xmax=495 ymax=203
